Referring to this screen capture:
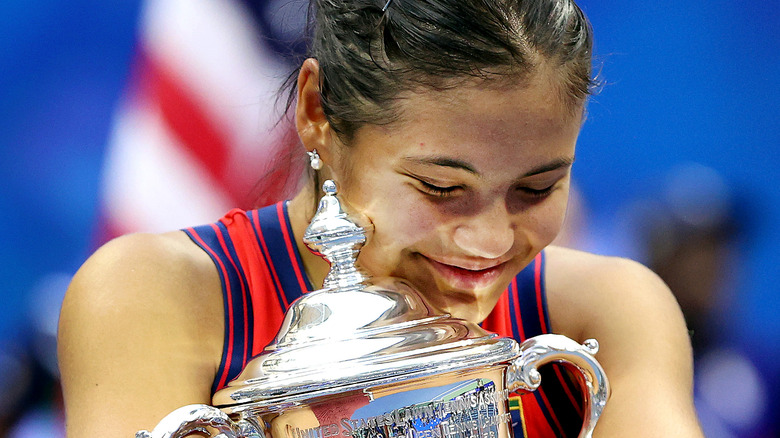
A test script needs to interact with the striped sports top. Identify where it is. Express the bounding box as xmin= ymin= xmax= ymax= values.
xmin=185 ymin=202 xmax=584 ymax=437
